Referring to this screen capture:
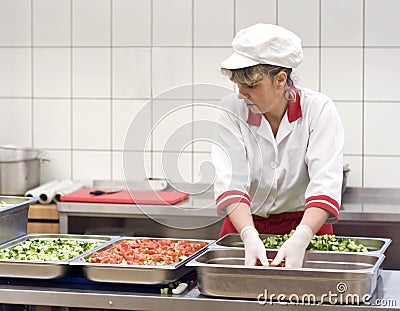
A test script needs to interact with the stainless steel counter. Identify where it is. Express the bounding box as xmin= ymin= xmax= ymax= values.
xmin=0 ymin=270 xmax=398 ymax=310
xmin=56 ymin=187 xmax=400 ymax=268
xmin=340 ymin=187 xmax=400 ymax=222
xmin=56 ymin=187 xmax=400 ymax=234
